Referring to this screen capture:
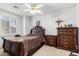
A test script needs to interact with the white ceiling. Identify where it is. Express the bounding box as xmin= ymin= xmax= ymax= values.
xmin=0 ymin=3 xmax=76 ymax=16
